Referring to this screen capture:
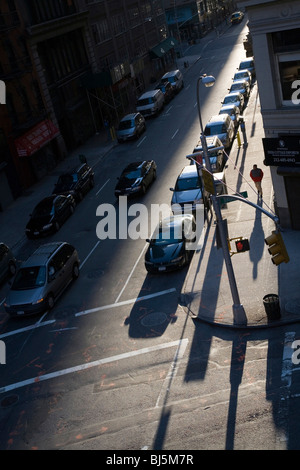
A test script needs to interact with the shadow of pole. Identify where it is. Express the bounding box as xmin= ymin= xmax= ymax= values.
xmin=225 ymin=333 xmax=248 ymax=449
